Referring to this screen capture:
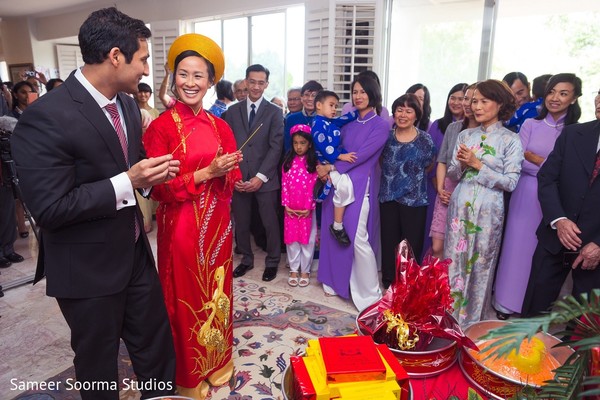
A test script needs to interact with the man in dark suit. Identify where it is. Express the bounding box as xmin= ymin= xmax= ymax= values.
xmin=522 ymin=93 xmax=600 ymax=317
xmin=223 ymin=64 xmax=283 ymax=282
xmin=12 ymin=8 xmax=178 ymax=399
